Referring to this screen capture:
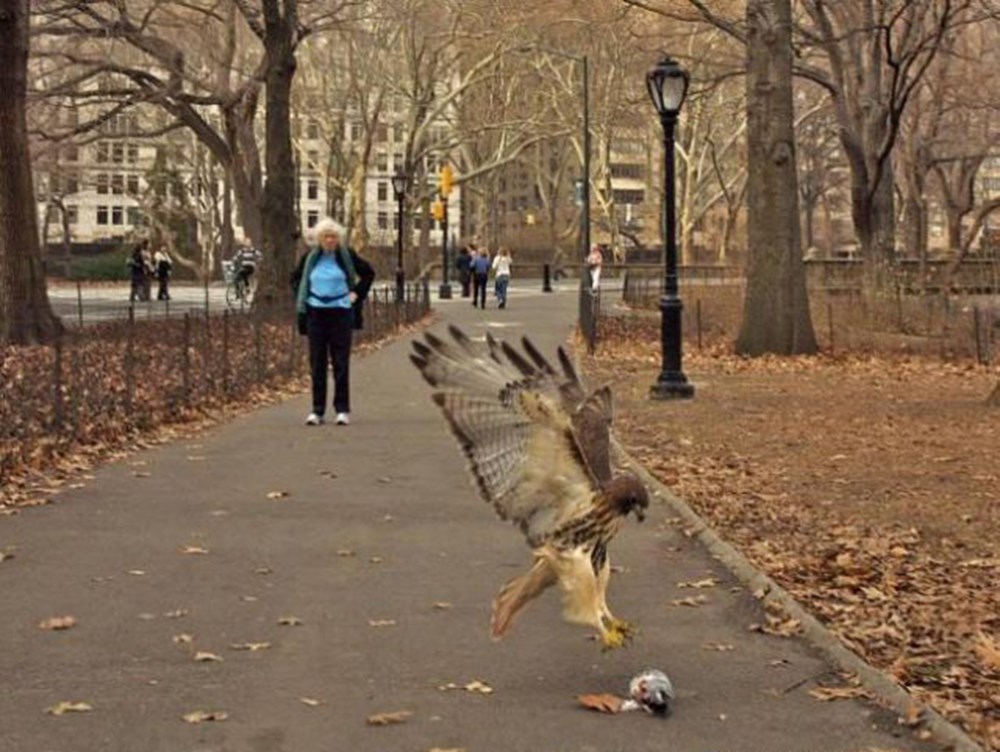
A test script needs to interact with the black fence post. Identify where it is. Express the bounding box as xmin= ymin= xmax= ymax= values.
xmin=696 ymin=298 xmax=703 ymax=351
xmin=52 ymin=331 xmax=64 ymax=431
xmin=76 ymin=281 xmax=84 ymax=327
xmin=543 ymin=263 xmax=553 ymax=293
xmin=182 ymin=313 xmax=191 ymax=404
xmin=827 ymin=301 xmax=835 ymax=353
xmin=125 ymin=306 xmax=135 ymax=414
xmin=254 ymin=311 xmax=264 ymax=384
xmin=222 ymin=310 xmax=230 ymax=395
